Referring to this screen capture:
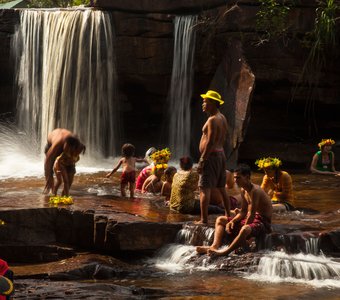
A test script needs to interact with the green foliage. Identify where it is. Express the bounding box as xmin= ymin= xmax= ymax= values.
xmin=293 ymin=0 xmax=340 ymax=135
xmin=29 ymin=0 xmax=90 ymax=8
xmin=256 ymin=0 xmax=291 ymax=41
